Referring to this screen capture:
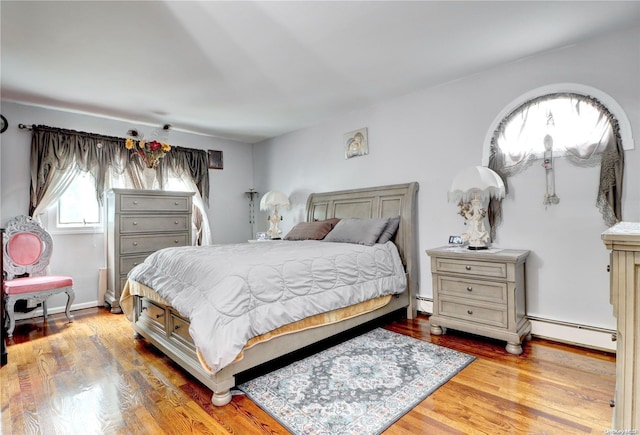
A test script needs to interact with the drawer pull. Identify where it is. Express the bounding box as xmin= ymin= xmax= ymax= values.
xmin=174 ymin=201 xmax=180 ymax=206
xmin=465 ymin=265 xmax=472 ymax=270
xmin=141 ymin=306 xmax=148 ymax=312
xmin=133 ymin=262 xmax=138 ymax=266
xmin=155 ymin=313 xmax=163 ymax=319
xmin=467 ymin=310 xmax=473 ymax=315
xmin=174 ymin=221 xmax=179 ymax=225
xmin=607 ymin=265 xmax=610 ymax=272
xmin=466 ymin=286 xmax=473 ymax=292
xmin=133 ymin=242 xmax=138 ymax=246
xmin=174 ymin=239 xmax=179 ymax=243
xmin=174 ymin=325 xmax=181 ymax=330
xmin=611 ymin=332 xmax=617 ymax=342
xmin=133 ymin=200 xmax=139 ymax=205
xmin=133 ymin=221 xmax=138 ymax=225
